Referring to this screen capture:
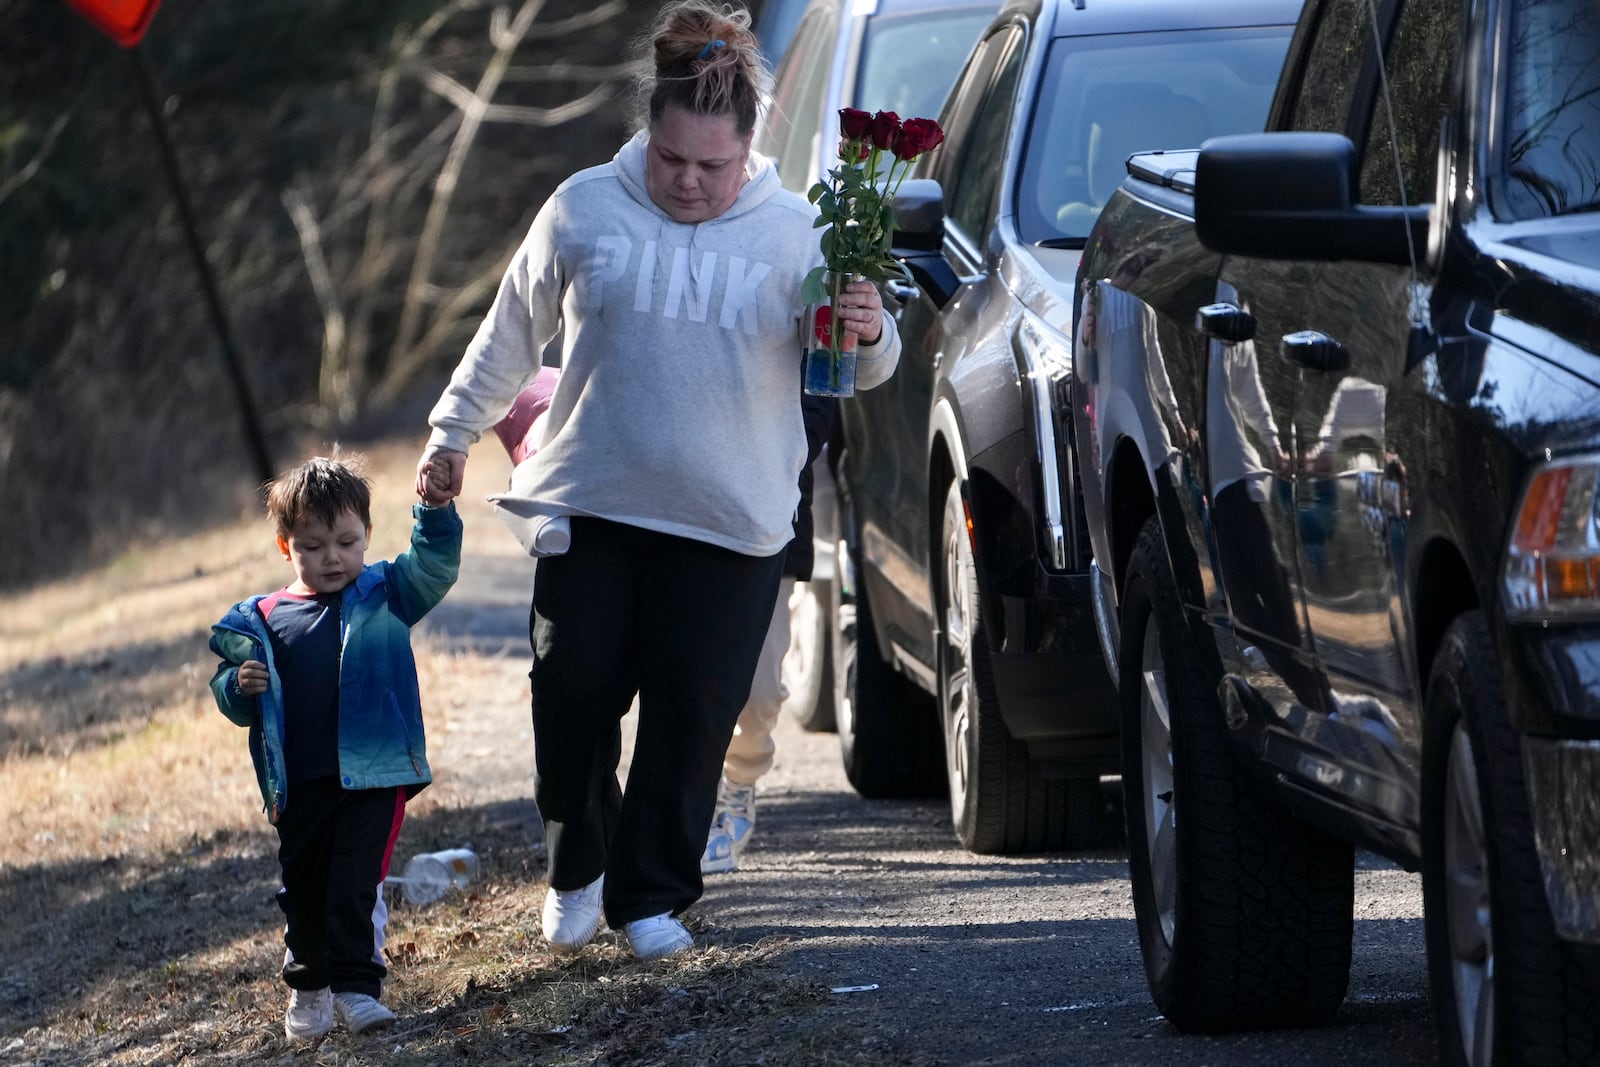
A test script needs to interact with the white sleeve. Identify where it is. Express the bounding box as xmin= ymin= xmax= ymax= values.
xmin=852 ymin=312 xmax=901 ymax=391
